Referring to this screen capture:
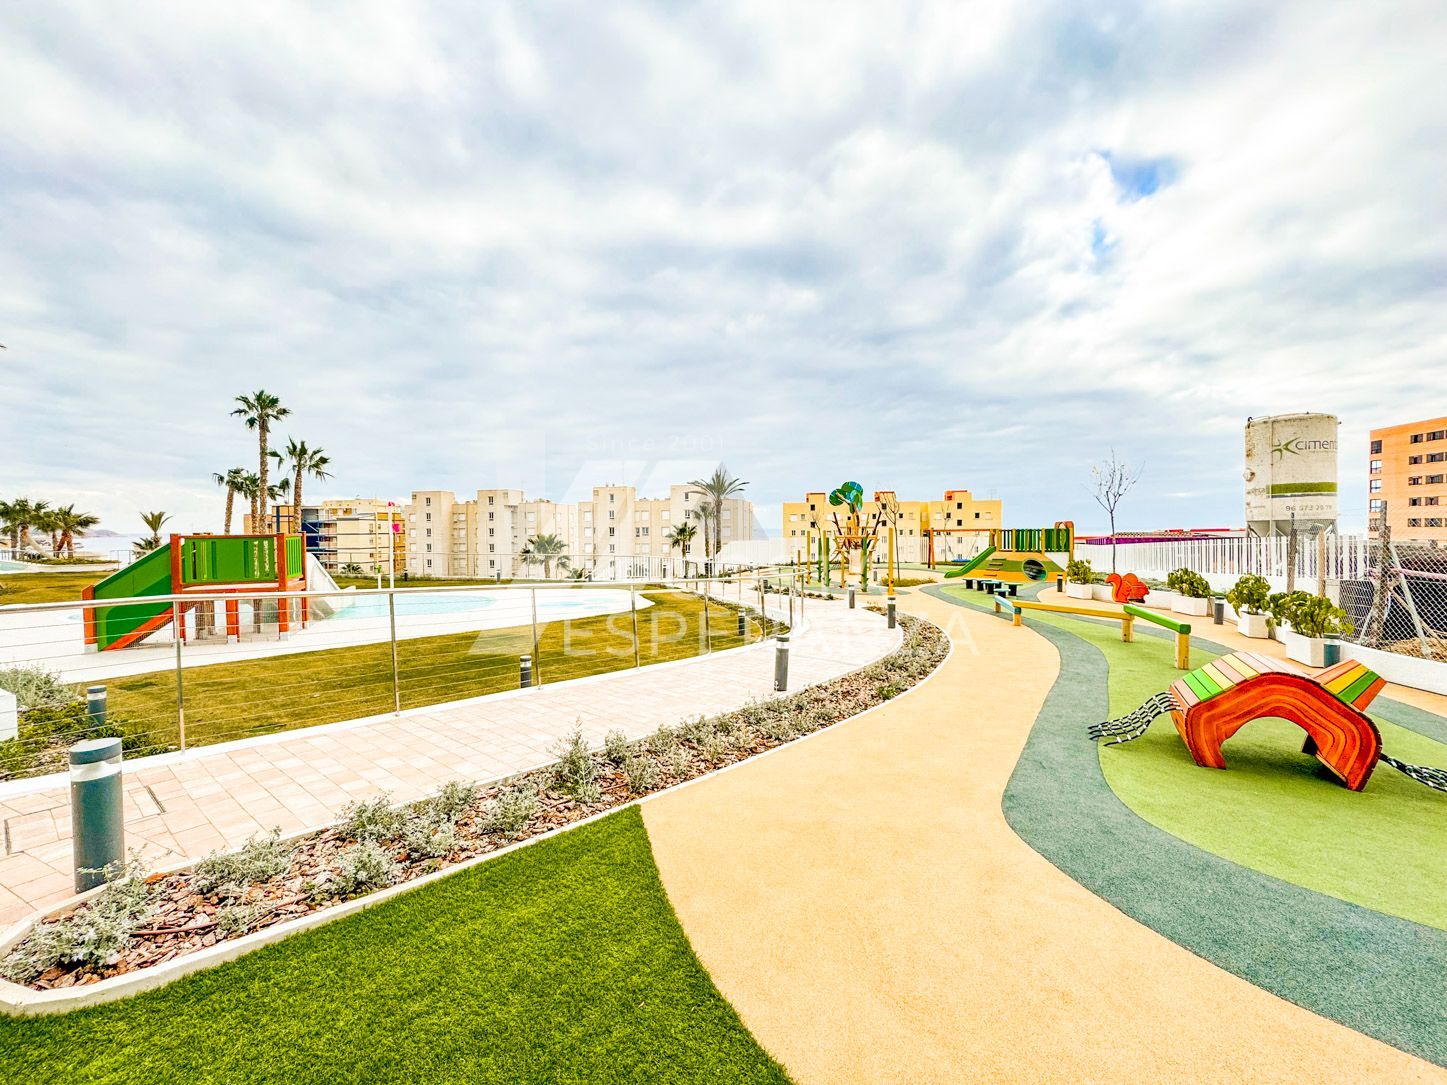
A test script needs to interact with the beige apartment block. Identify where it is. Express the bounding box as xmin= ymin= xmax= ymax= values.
xmin=258 ymin=498 xmax=406 ymax=572
xmin=1369 ymin=415 xmax=1447 ymax=543
xmin=780 ymin=488 xmax=1003 ymax=564
xmin=404 ymin=484 xmax=755 ymax=579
